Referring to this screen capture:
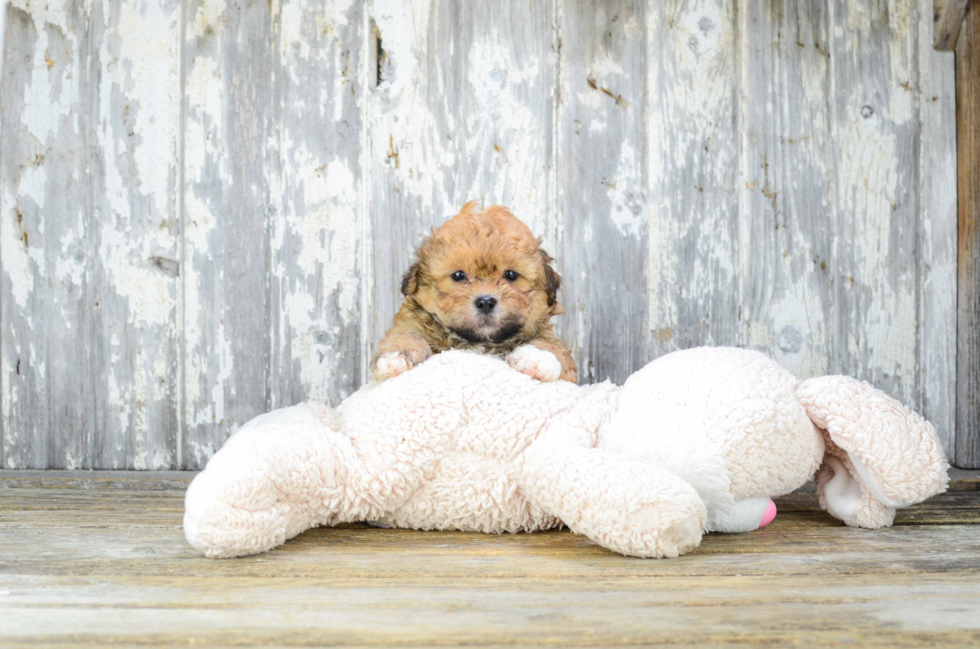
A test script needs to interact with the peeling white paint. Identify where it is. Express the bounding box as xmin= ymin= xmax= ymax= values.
xmin=63 ymin=450 xmax=80 ymax=470
xmin=464 ymin=36 xmax=548 ymax=232
xmin=0 ymin=0 xmax=961 ymax=469
xmin=181 ymin=187 xmax=217 ymax=429
xmin=606 ymin=139 xmax=644 ymax=238
xmin=98 ymin=221 xmax=175 ymax=327
xmin=20 ymin=25 xmax=78 ymax=144
xmin=130 ymin=347 xmax=150 ymax=469
xmin=112 ymin=0 xmax=180 ymax=205
xmin=182 ymin=18 xmax=231 ymax=440
xmin=17 ymin=164 xmax=46 ymax=212
xmin=184 ymin=55 xmax=227 ymax=184
xmin=186 ymin=439 xmax=216 ymax=468
xmin=274 ymin=0 xmax=363 ymax=405
xmin=370 ymin=0 xmax=449 ymax=216
xmin=9 ymin=0 xmax=72 ymax=30
xmin=1 ymin=0 xmax=181 ymax=469
xmin=193 ymin=0 xmax=226 ymax=38
xmin=280 ymin=2 xmax=311 ymax=63
xmin=282 ymin=292 xmax=333 ymax=403
xmin=209 ymin=320 xmax=233 ymax=426
xmin=54 ymin=227 xmax=86 ymax=287
xmin=837 ymin=112 xmax=917 ymax=389
xmin=0 ymin=354 xmax=13 ymax=424
xmin=1 ymin=189 xmax=36 ymax=309
xmin=647 ymin=1 xmax=739 ymax=349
